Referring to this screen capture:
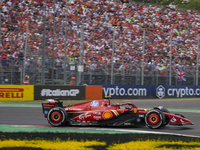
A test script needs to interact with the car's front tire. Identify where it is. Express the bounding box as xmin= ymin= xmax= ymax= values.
xmin=145 ymin=109 xmax=165 ymax=129
xmin=160 ymin=107 xmax=170 ymax=127
xmin=47 ymin=107 xmax=68 ymax=127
